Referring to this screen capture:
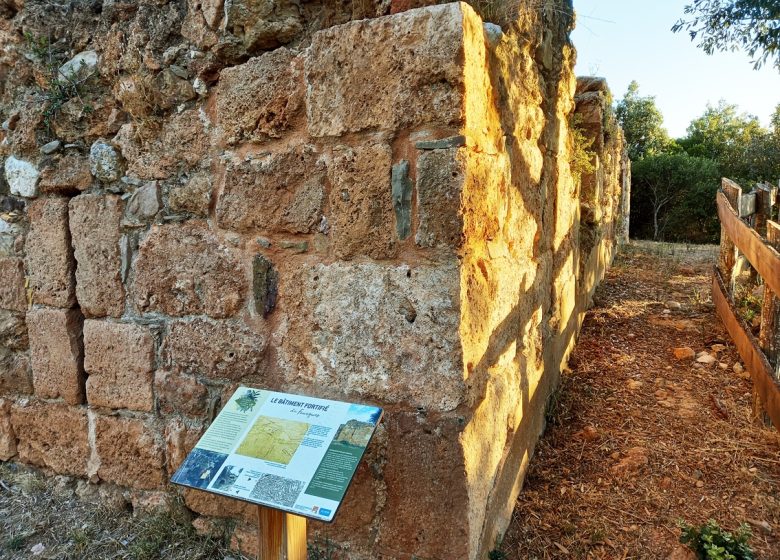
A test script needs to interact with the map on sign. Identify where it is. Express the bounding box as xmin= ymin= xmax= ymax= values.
xmin=171 ymin=387 xmax=382 ymax=522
